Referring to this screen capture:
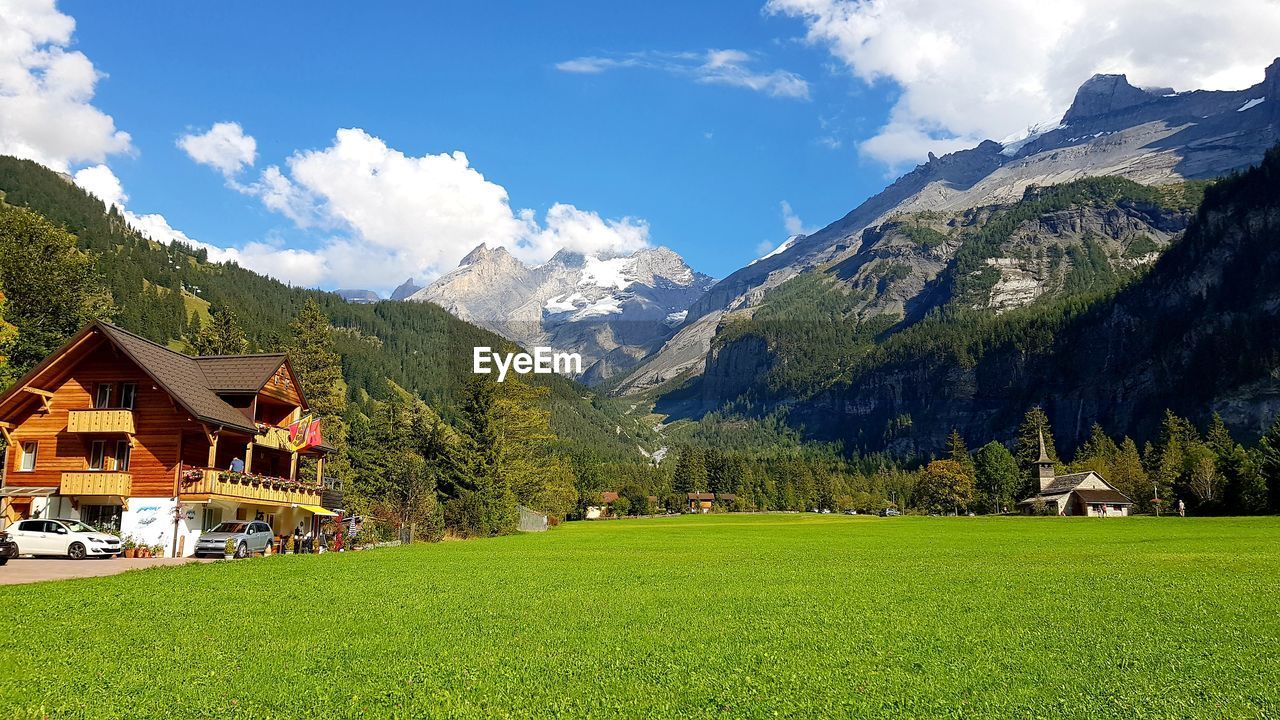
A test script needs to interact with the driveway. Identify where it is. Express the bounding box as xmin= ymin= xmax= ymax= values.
xmin=0 ymin=556 xmax=213 ymax=585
